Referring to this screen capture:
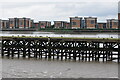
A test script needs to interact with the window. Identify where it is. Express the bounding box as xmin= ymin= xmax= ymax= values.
xmin=103 ymin=24 xmax=106 ymax=28
xmin=57 ymin=23 xmax=60 ymax=26
xmin=41 ymin=23 xmax=44 ymax=26
xmin=20 ymin=22 xmax=23 ymax=25
xmin=10 ymin=21 xmax=13 ymax=24
xmin=119 ymin=21 xmax=120 ymax=25
xmin=72 ymin=22 xmax=77 ymax=25
xmin=91 ymin=20 xmax=94 ymax=24
xmin=114 ymin=22 xmax=117 ymax=25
